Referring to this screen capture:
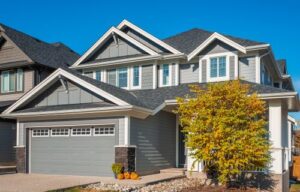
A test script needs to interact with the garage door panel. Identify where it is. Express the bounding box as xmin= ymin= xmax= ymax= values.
xmin=30 ymin=129 xmax=115 ymax=177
